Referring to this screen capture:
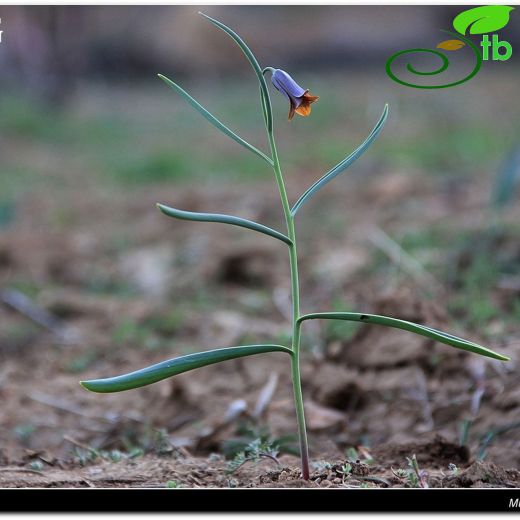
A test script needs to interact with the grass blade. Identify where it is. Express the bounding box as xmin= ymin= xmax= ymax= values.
xmin=199 ymin=12 xmax=273 ymax=132
xmin=156 ymin=203 xmax=292 ymax=246
xmin=81 ymin=344 xmax=292 ymax=393
xmin=298 ymin=312 xmax=509 ymax=361
xmin=158 ymin=74 xmax=272 ymax=166
xmin=492 ymin=146 xmax=520 ymax=209
xmin=291 ymin=104 xmax=388 ymax=216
